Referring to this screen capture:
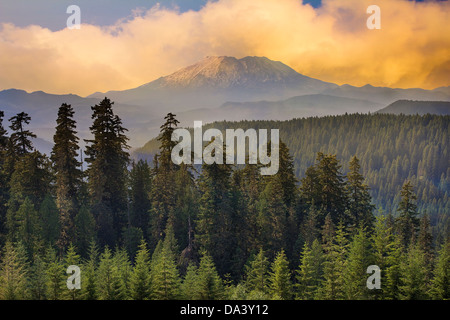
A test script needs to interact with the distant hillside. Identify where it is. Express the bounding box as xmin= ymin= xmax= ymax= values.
xmin=134 ymin=113 xmax=449 ymax=234
xmin=376 ymin=100 xmax=450 ymax=115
